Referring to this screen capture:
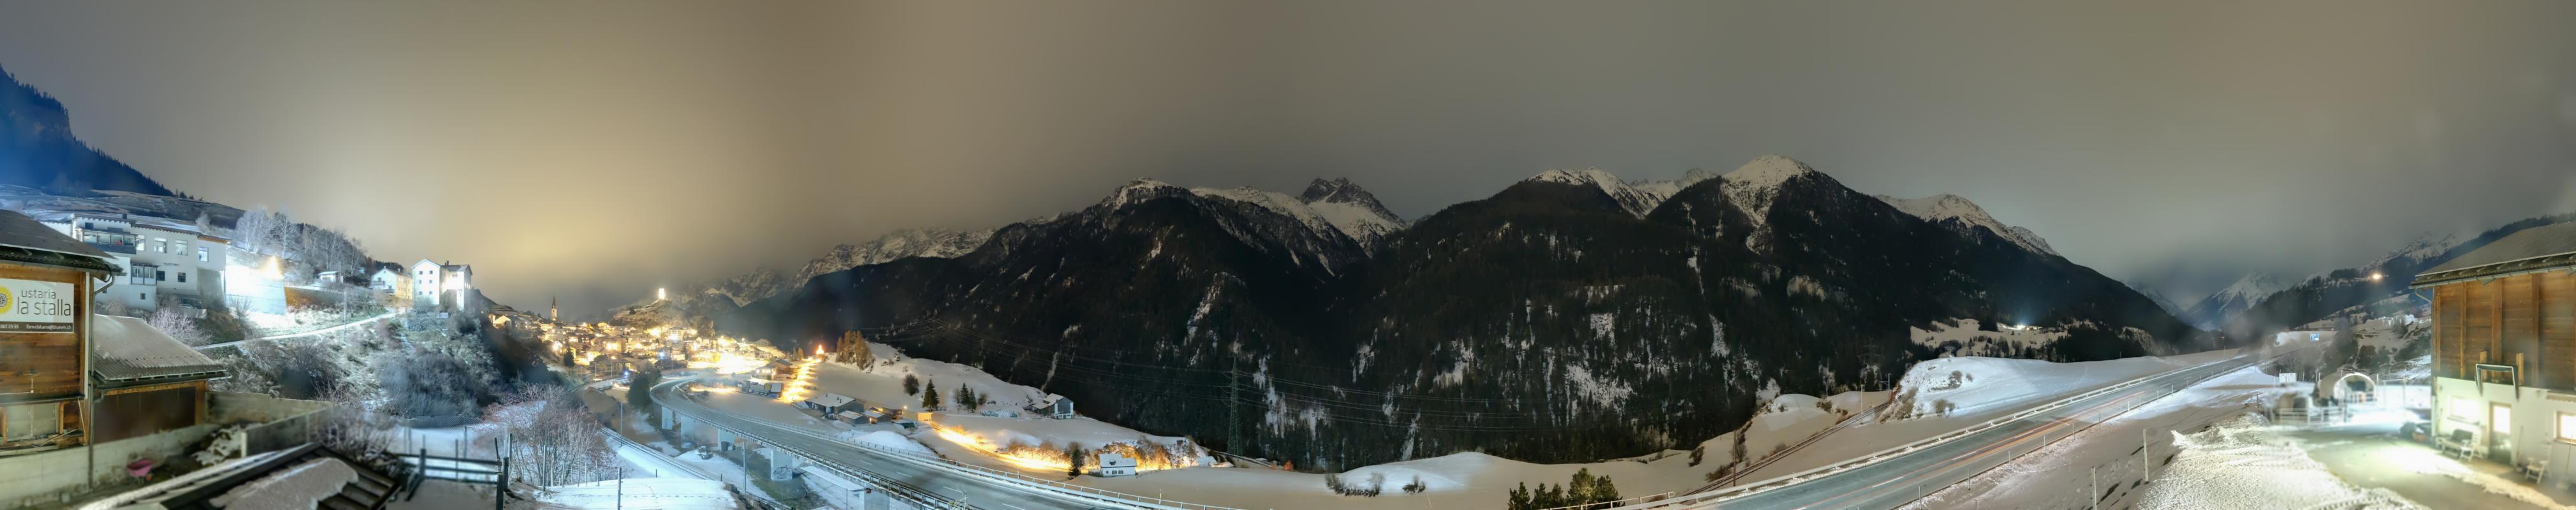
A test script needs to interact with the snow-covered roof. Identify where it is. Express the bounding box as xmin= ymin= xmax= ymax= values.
xmin=0 ymin=209 xmax=118 ymax=273
xmin=92 ymin=314 xmax=227 ymax=386
xmin=2415 ymin=221 xmax=2576 ymax=286
xmin=805 ymin=393 xmax=855 ymax=407
xmin=1097 ymin=453 xmax=1136 ymax=467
